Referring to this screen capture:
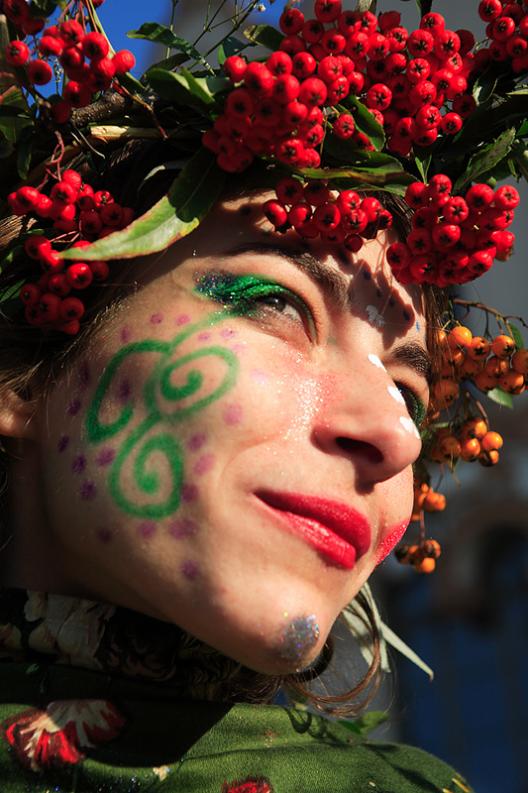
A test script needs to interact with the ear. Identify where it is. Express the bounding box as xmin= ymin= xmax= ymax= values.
xmin=0 ymin=389 xmax=38 ymax=441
